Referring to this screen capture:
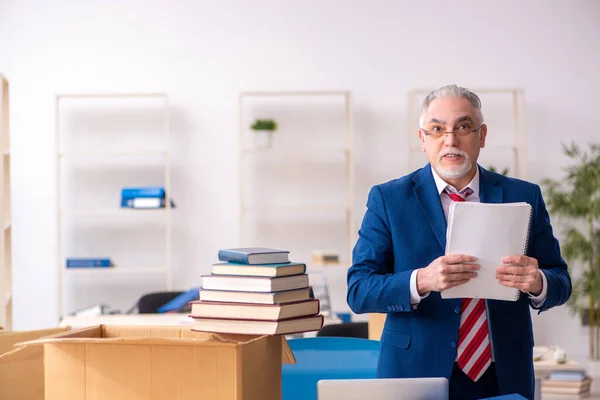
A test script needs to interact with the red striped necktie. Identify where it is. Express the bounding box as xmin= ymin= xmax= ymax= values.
xmin=445 ymin=189 xmax=492 ymax=382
